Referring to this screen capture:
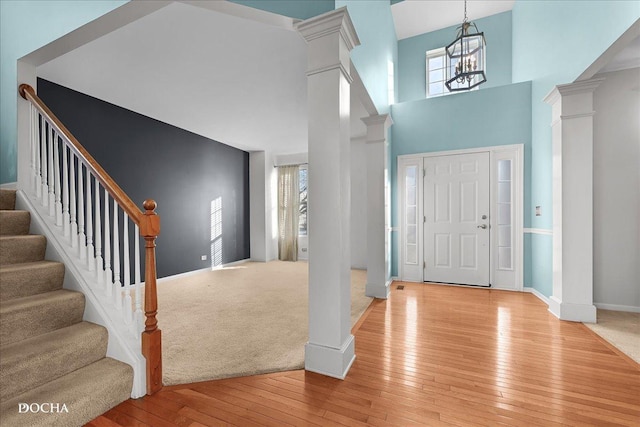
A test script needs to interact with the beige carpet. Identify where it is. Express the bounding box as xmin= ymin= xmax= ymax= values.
xmin=584 ymin=309 xmax=640 ymax=364
xmin=157 ymin=261 xmax=373 ymax=386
